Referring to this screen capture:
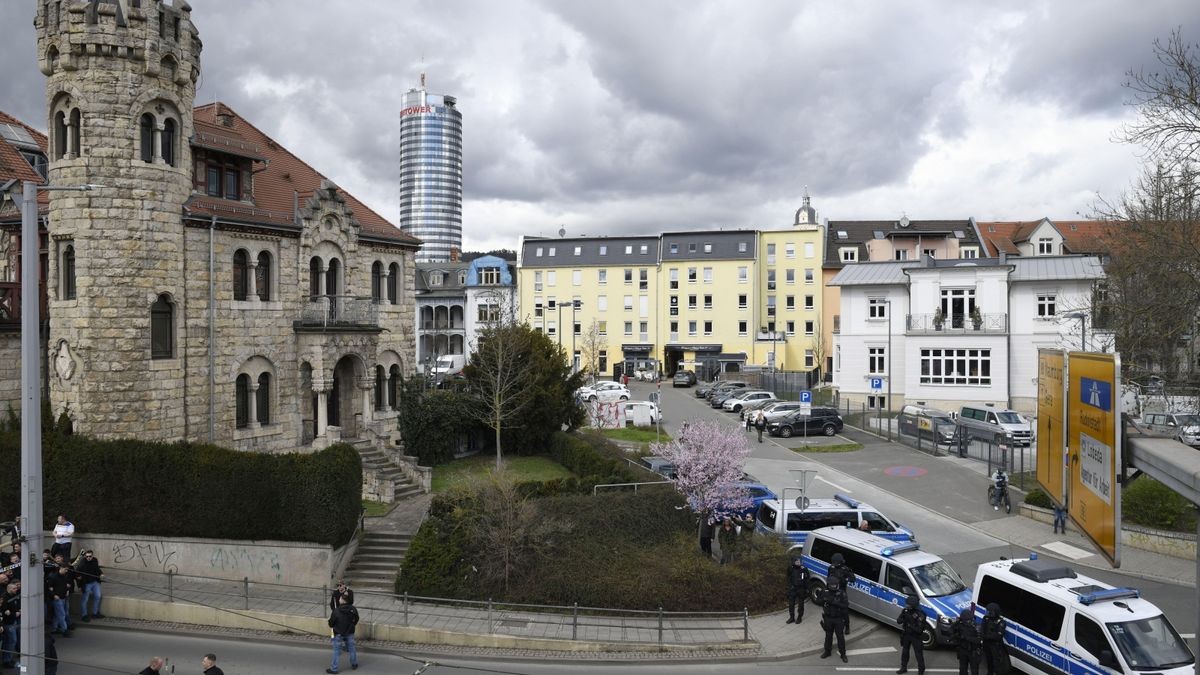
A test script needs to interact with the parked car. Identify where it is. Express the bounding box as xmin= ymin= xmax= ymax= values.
xmin=576 ymin=381 xmax=630 ymax=402
xmin=760 ymin=401 xmax=803 ymax=422
xmin=705 ymin=381 xmax=749 ymax=402
xmin=623 ymin=400 xmax=662 ymax=425
xmin=723 ymin=390 xmax=775 ymax=412
xmin=738 ymin=396 xmax=782 ymax=419
xmin=897 ymin=404 xmax=958 ymax=445
xmin=768 ymin=407 xmax=843 ymax=437
xmin=643 ymin=456 xmax=677 ymax=479
xmin=672 ymin=370 xmax=697 ymax=388
xmin=710 ymin=388 xmax=752 ymax=408
xmin=1140 ymin=412 xmax=1200 ymax=447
